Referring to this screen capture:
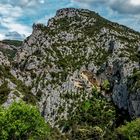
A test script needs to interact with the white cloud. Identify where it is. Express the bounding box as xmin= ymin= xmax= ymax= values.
xmin=72 ymin=0 xmax=140 ymax=31
xmin=1 ymin=20 xmax=31 ymax=36
xmin=73 ymin=0 xmax=140 ymax=15
xmin=0 ymin=33 xmax=5 ymax=40
xmin=130 ymin=0 xmax=140 ymax=6
xmin=0 ymin=3 xmax=31 ymax=38
xmin=0 ymin=0 xmax=49 ymax=40
xmin=37 ymin=14 xmax=55 ymax=24
xmin=39 ymin=0 xmax=45 ymax=4
xmin=0 ymin=4 xmax=23 ymax=18
xmin=2 ymin=0 xmax=46 ymax=7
